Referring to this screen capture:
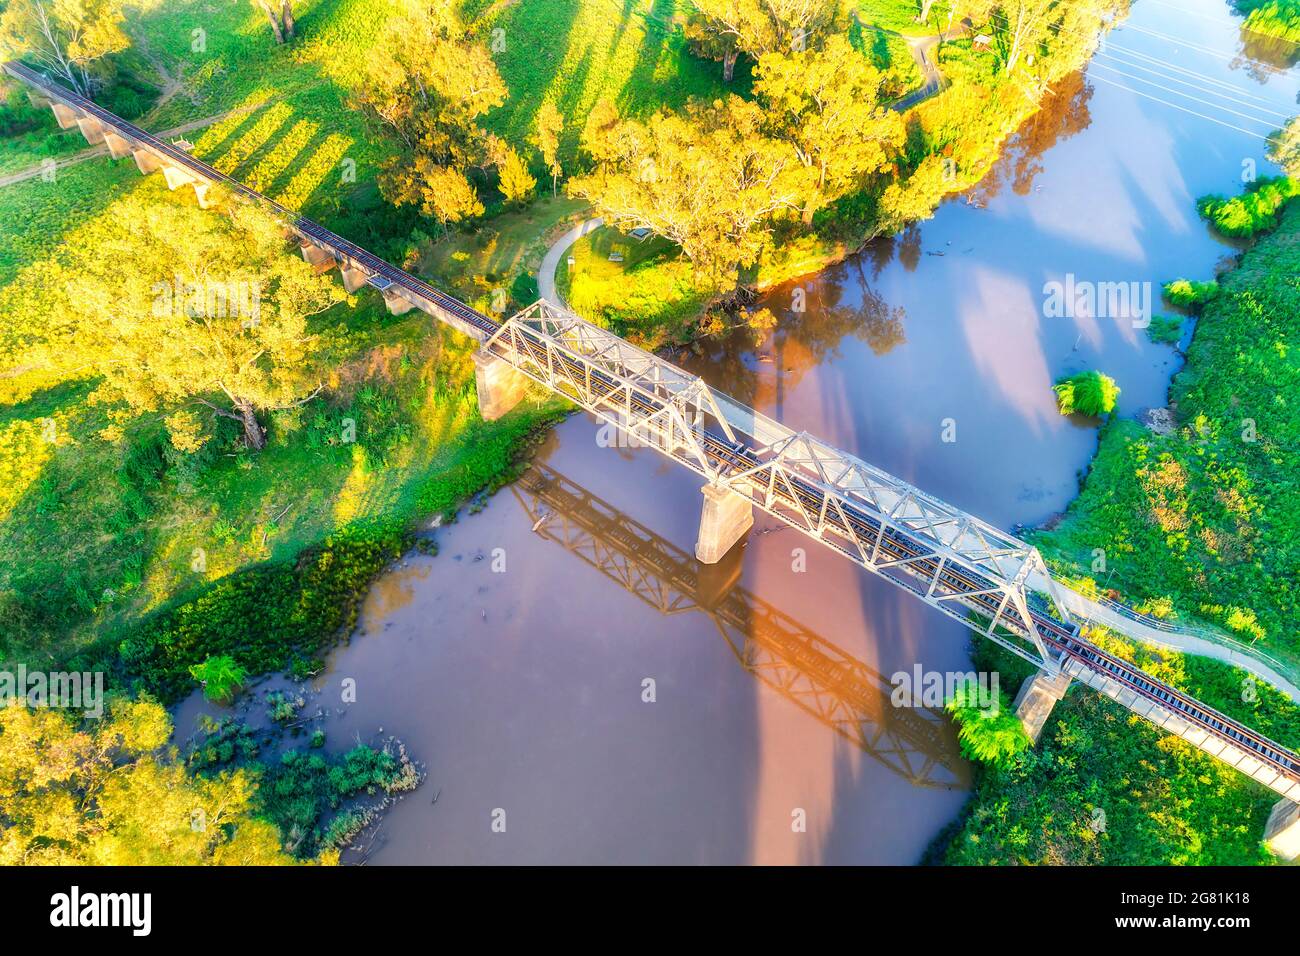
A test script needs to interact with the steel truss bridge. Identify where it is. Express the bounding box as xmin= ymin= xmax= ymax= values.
xmin=514 ymin=461 xmax=969 ymax=790
xmin=9 ymin=62 xmax=1300 ymax=802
